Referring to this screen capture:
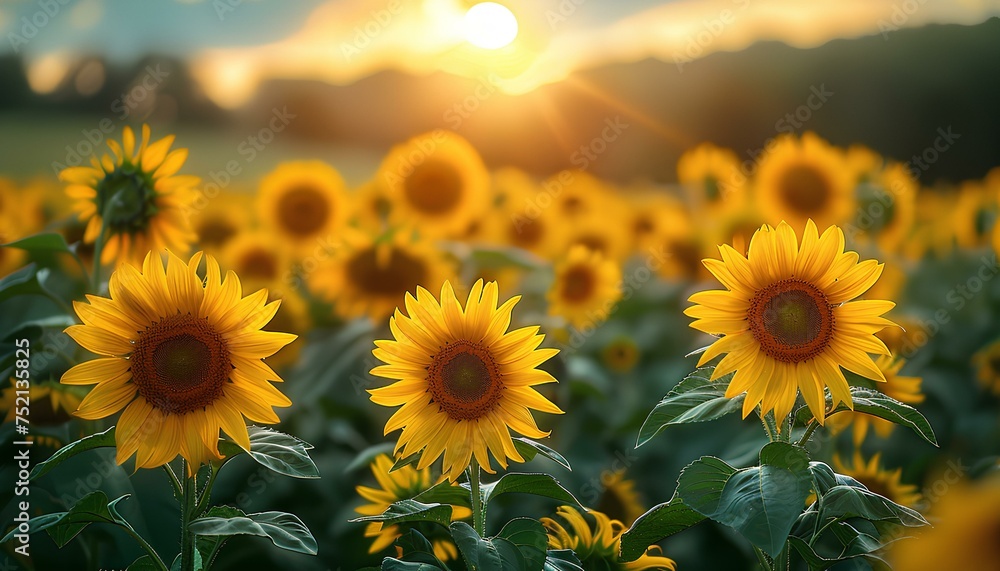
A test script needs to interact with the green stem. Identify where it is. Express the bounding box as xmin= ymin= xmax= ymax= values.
xmin=760 ymin=410 xmax=778 ymax=442
xmin=796 ymin=420 xmax=820 ymax=448
xmin=180 ymin=460 xmax=197 ymax=571
xmin=121 ymin=525 xmax=170 ymax=571
xmin=469 ymin=457 xmax=485 ymax=537
xmin=163 ymin=464 xmax=182 ymax=500
xmin=193 ymin=463 xmax=220 ymax=519
xmin=752 ymin=546 xmax=773 ymax=571
xmin=774 ymin=543 xmax=789 ymax=571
